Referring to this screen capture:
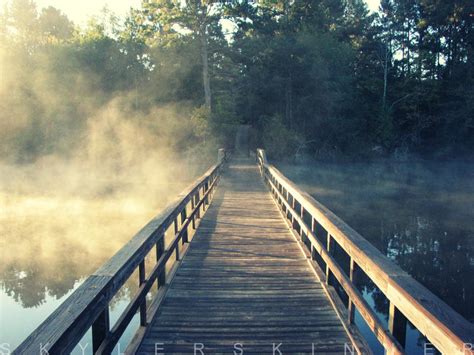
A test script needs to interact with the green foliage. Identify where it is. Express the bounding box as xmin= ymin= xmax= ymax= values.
xmin=261 ymin=115 xmax=301 ymax=159
xmin=190 ymin=105 xmax=211 ymax=141
xmin=0 ymin=0 xmax=472 ymax=162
